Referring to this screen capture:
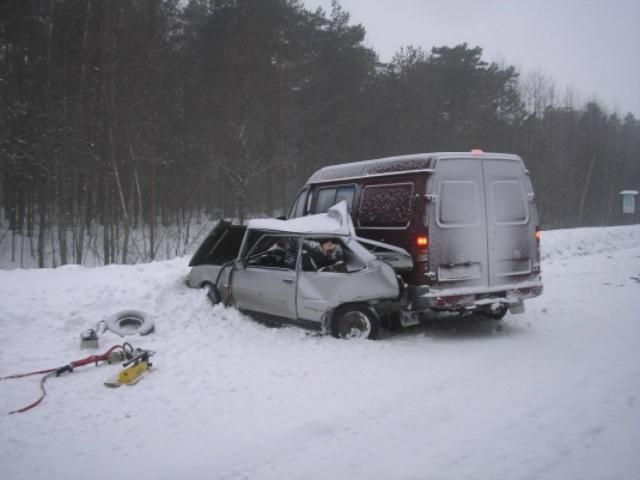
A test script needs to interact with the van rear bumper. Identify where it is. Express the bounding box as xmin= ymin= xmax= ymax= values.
xmin=407 ymin=280 xmax=543 ymax=312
